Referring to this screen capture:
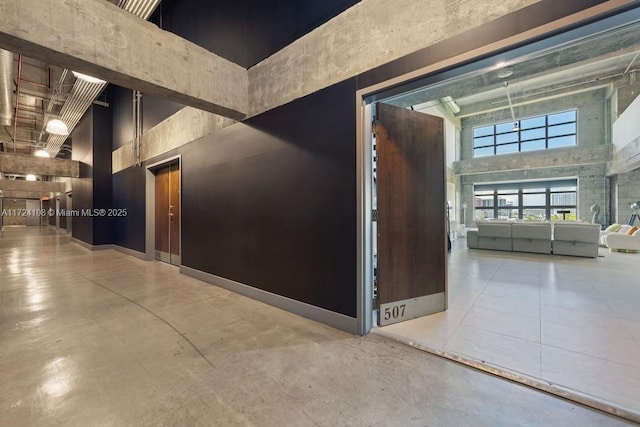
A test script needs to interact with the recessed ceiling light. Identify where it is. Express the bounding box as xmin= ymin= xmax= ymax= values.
xmin=498 ymin=67 xmax=514 ymax=79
